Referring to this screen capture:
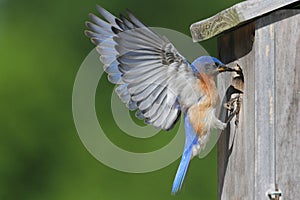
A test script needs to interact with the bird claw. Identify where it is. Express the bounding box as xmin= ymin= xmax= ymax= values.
xmin=220 ymin=121 xmax=227 ymax=130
